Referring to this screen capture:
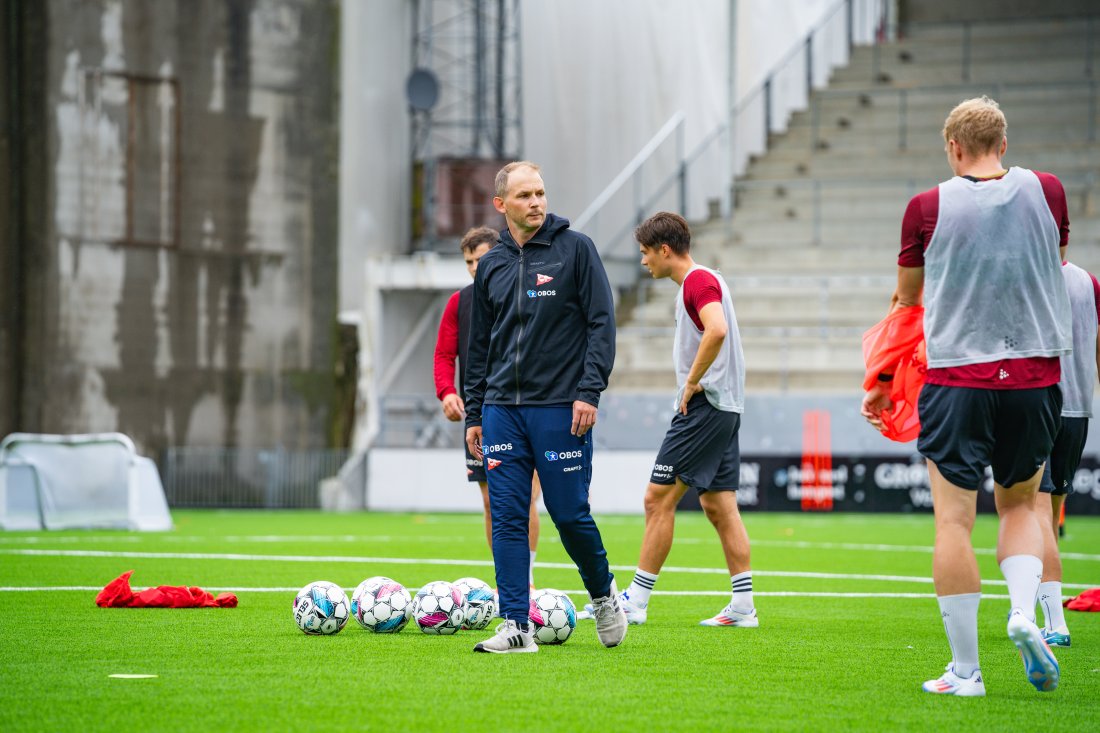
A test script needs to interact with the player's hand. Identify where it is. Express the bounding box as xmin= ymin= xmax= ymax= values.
xmin=571 ymin=400 xmax=597 ymax=437
xmin=466 ymin=426 xmax=483 ymax=460
xmin=679 ymin=380 xmax=704 ymax=415
xmin=441 ymin=393 xmax=465 ymax=422
xmin=860 ymin=383 xmax=894 ymax=433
